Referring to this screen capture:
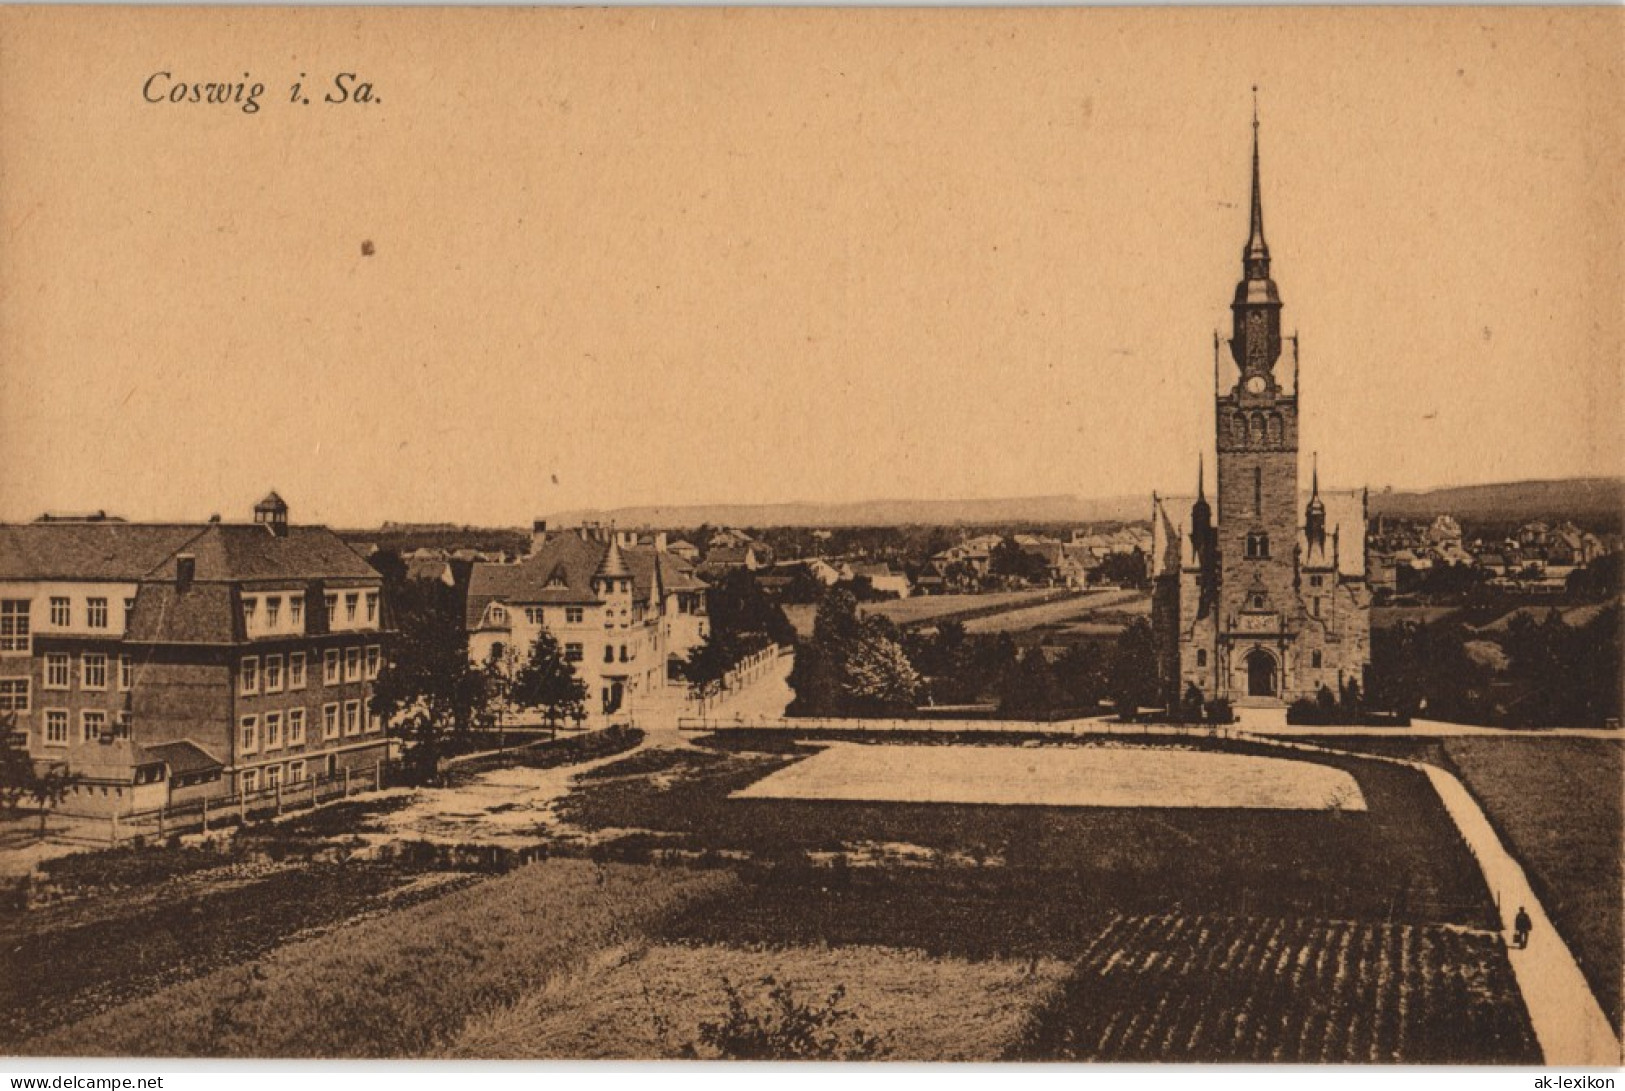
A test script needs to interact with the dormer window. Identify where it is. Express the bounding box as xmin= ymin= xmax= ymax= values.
xmin=243 ymin=597 xmax=259 ymax=628
xmin=290 ymin=595 xmax=304 ymax=628
xmin=490 ymin=605 xmax=507 ymax=625
xmin=266 ymin=597 xmax=281 ymax=628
